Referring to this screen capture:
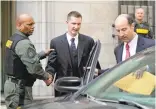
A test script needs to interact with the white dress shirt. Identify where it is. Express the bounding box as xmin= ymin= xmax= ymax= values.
xmin=122 ymin=34 xmax=138 ymax=61
xmin=66 ymin=33 xmax=78 ymax=49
